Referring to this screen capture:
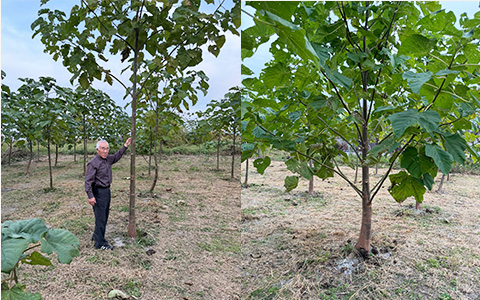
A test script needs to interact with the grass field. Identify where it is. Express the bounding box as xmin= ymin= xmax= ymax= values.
xmin=1 ymin=151 xmax=241 ymax=299
xmin=241 ymin=159 xmax=480 ymax=300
